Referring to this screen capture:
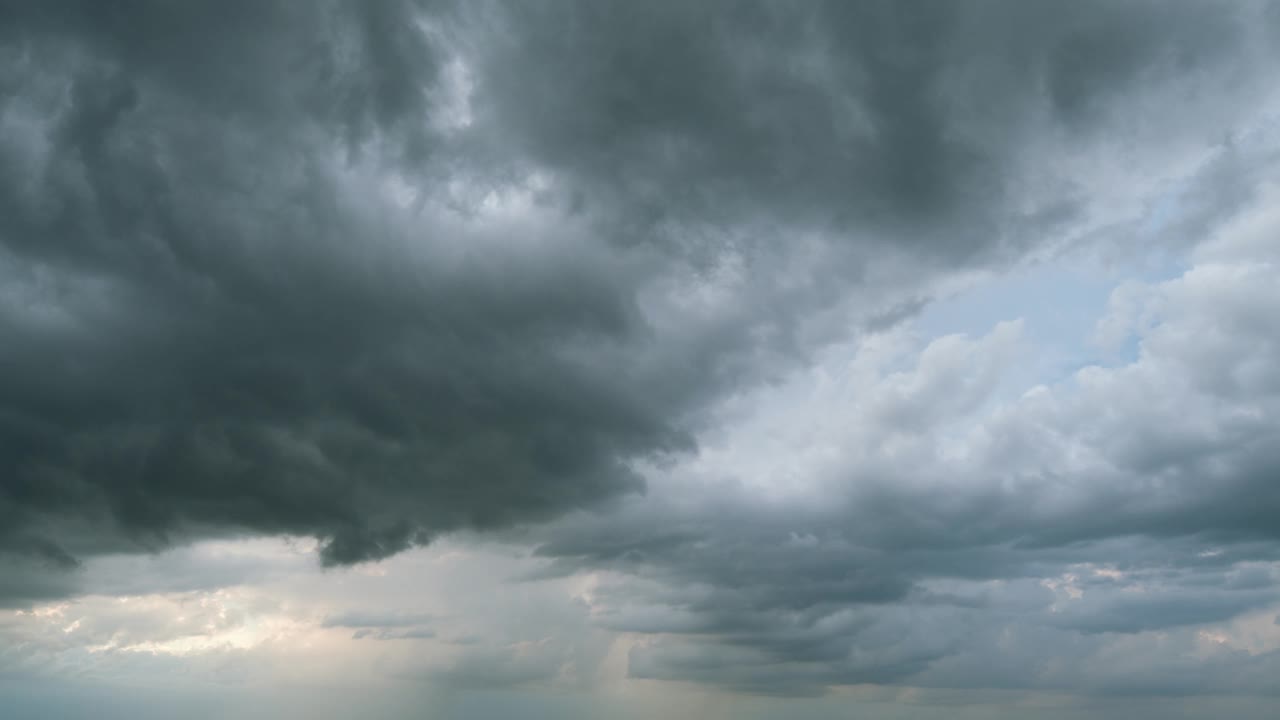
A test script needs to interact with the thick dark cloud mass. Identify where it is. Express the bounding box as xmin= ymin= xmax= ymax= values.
xmin=1 ymin=0 xmax=1277 ymax=647
xmin=0 ymin=0 xmax=680 ymax=578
